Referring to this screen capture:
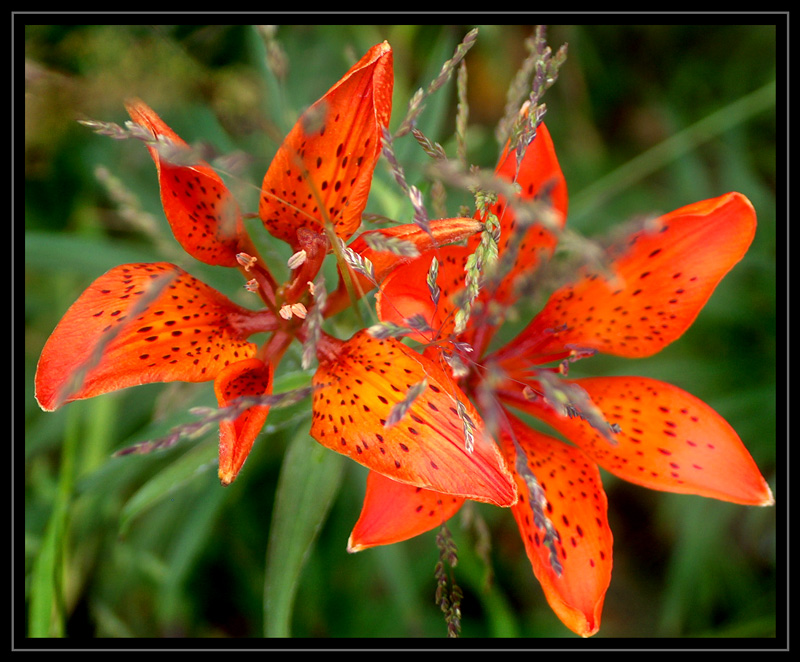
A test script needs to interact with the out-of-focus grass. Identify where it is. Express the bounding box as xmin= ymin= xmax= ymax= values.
xmin=23 ymin=24 xmax=778 ymax=641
